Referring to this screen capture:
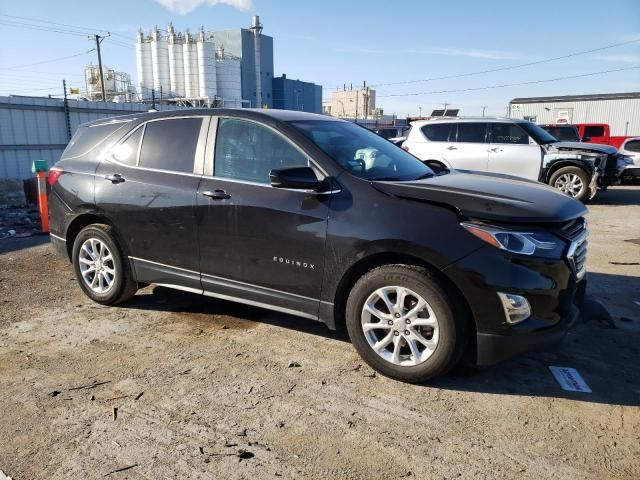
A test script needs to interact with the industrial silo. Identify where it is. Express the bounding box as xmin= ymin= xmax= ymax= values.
xmin=167 ymin=23 xmax=185 ymax=98
xmin=216 ymin=46 xmax=242 ymax=107
xmin=197 ymin=27 xmax=217 ymax=100
xmin=135 ymin=30 xmax=153 ymax=100
xmin=182 ymin=30 xmax=199 ymax=98
xmin=150 ymin=26 xmax=171 ymax=96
